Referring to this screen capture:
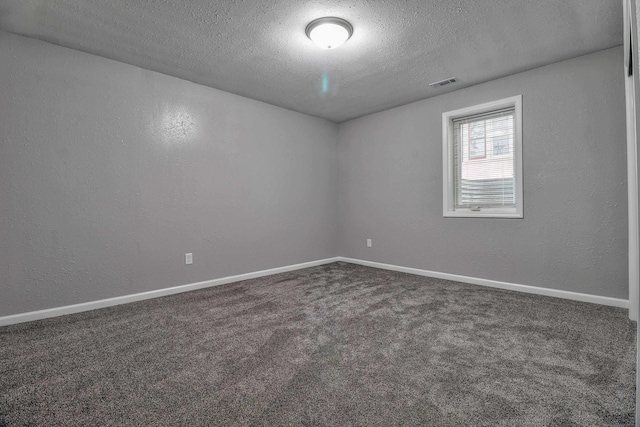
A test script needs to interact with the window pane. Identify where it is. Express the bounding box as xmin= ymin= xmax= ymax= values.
xmin=453 ymin=109 xmax=515 ymax=209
